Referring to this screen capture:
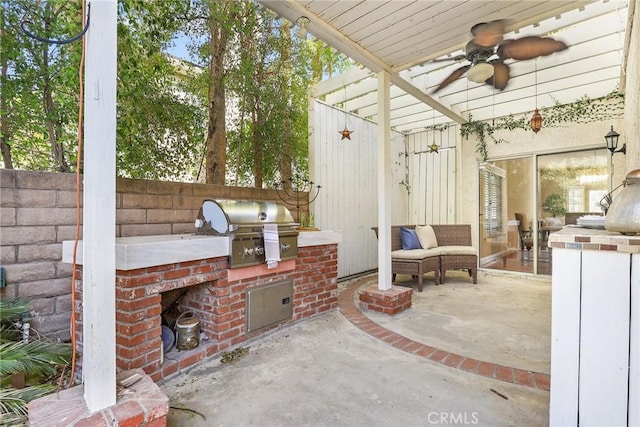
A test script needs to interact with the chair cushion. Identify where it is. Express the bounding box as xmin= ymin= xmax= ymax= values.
xmin=437 ymin=245 xmax=477 ymax=256
xmin=544 ymin=217 xmax=564 ymax=227
xmin=415 ymin=225 xmax=438 ymax=249
xmin=392 ymin=248 xmax=441 ymax=260
xmin=399 ymin=227 xmax=422 ymax=250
